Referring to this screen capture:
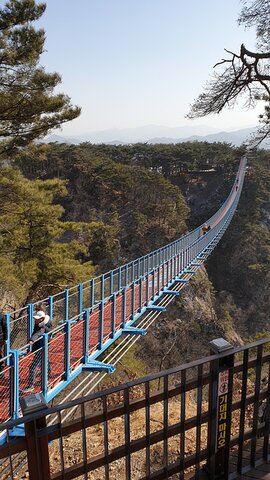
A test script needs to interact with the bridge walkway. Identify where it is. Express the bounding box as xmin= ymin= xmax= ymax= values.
xmin=0 ymin=158 xmax=247 ymax=428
